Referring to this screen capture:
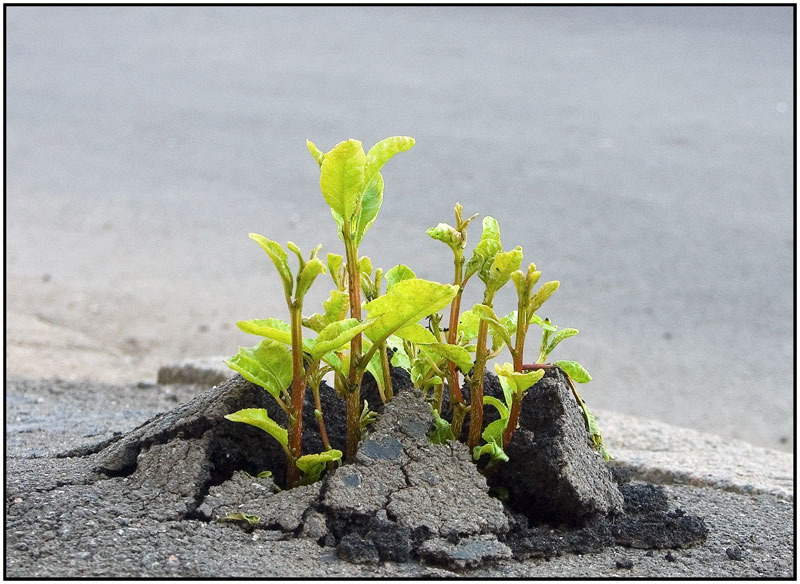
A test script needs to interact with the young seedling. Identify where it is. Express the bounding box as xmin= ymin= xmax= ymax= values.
xmin=225 ymin=238 xmax=365 ymax=486
xmin=307 ymin=137 xmax=460 ymax=460
xmin=425 ymin=203 xmax=479 ymax=436
xmin=463 ymin=218 xmax=523 ymax=451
